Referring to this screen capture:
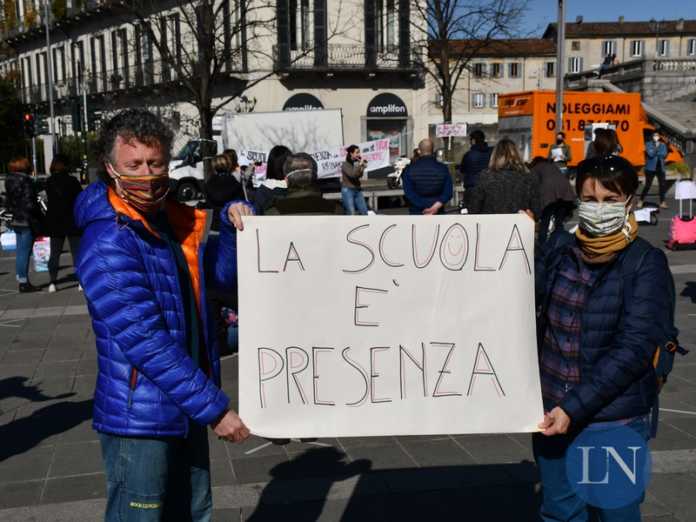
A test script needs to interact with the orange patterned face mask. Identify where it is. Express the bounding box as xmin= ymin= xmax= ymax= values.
xmin=108 ymin=164 xmax=170 ymax=214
